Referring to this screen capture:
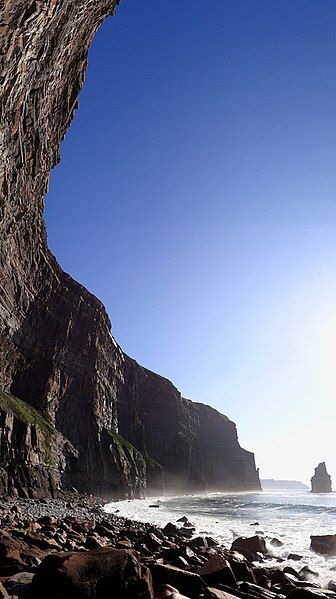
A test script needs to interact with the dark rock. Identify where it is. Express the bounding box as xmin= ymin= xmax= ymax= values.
xmin=4 ymin=571 xmax=34 ymax=599
xmin=311 ymin=463 xmax=332 ymax=494
xmin=286 ymin=589 xmax=323 ymax=599
xmin=24 ymin=533 xmax=61 ymax=551
xmin=229 ymin=556 xmax=256 ymax=584
xmin=288 ymin=554 xmax=304 ymax=562
xmin=239 ymin=581 xmax=279 ymax=599
xmin=253 ymin=567 xmax=272 ymax=589
xmin=299 ymin=566 xmax=319 ymax=581
xmin=284 ymin=567 xmax=300 ymax=579
xmin=231 ymin=536 xmax=267 ymax=560
xmin=198 ymin=554 xmax=238 ymax=588
xmin=32 ymin=547 xmax=153 ymax=599
xmin=37 ymin=516 xmax=57 ymax=527
xmin=178 ymin=527 xmax=194 ymax=539
xmin=206 ymin=536 xmax=219 ymax=547
xmin=310 ymin=535 xmax=336 ymax=556
xmin=142 ymin=532 xmax=162 ymax=553
xmin=177 ymin=517 xmax=189 ymax=523
xmin=0 ymin=0 xmax=261 ymax=500
xmin=150 ymin=563 xmax=206 ymax=599
xmin=84 ymin=536 xmax=106 ymax=549
xmin=188 ymin=536 xmax=209 ymax=550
